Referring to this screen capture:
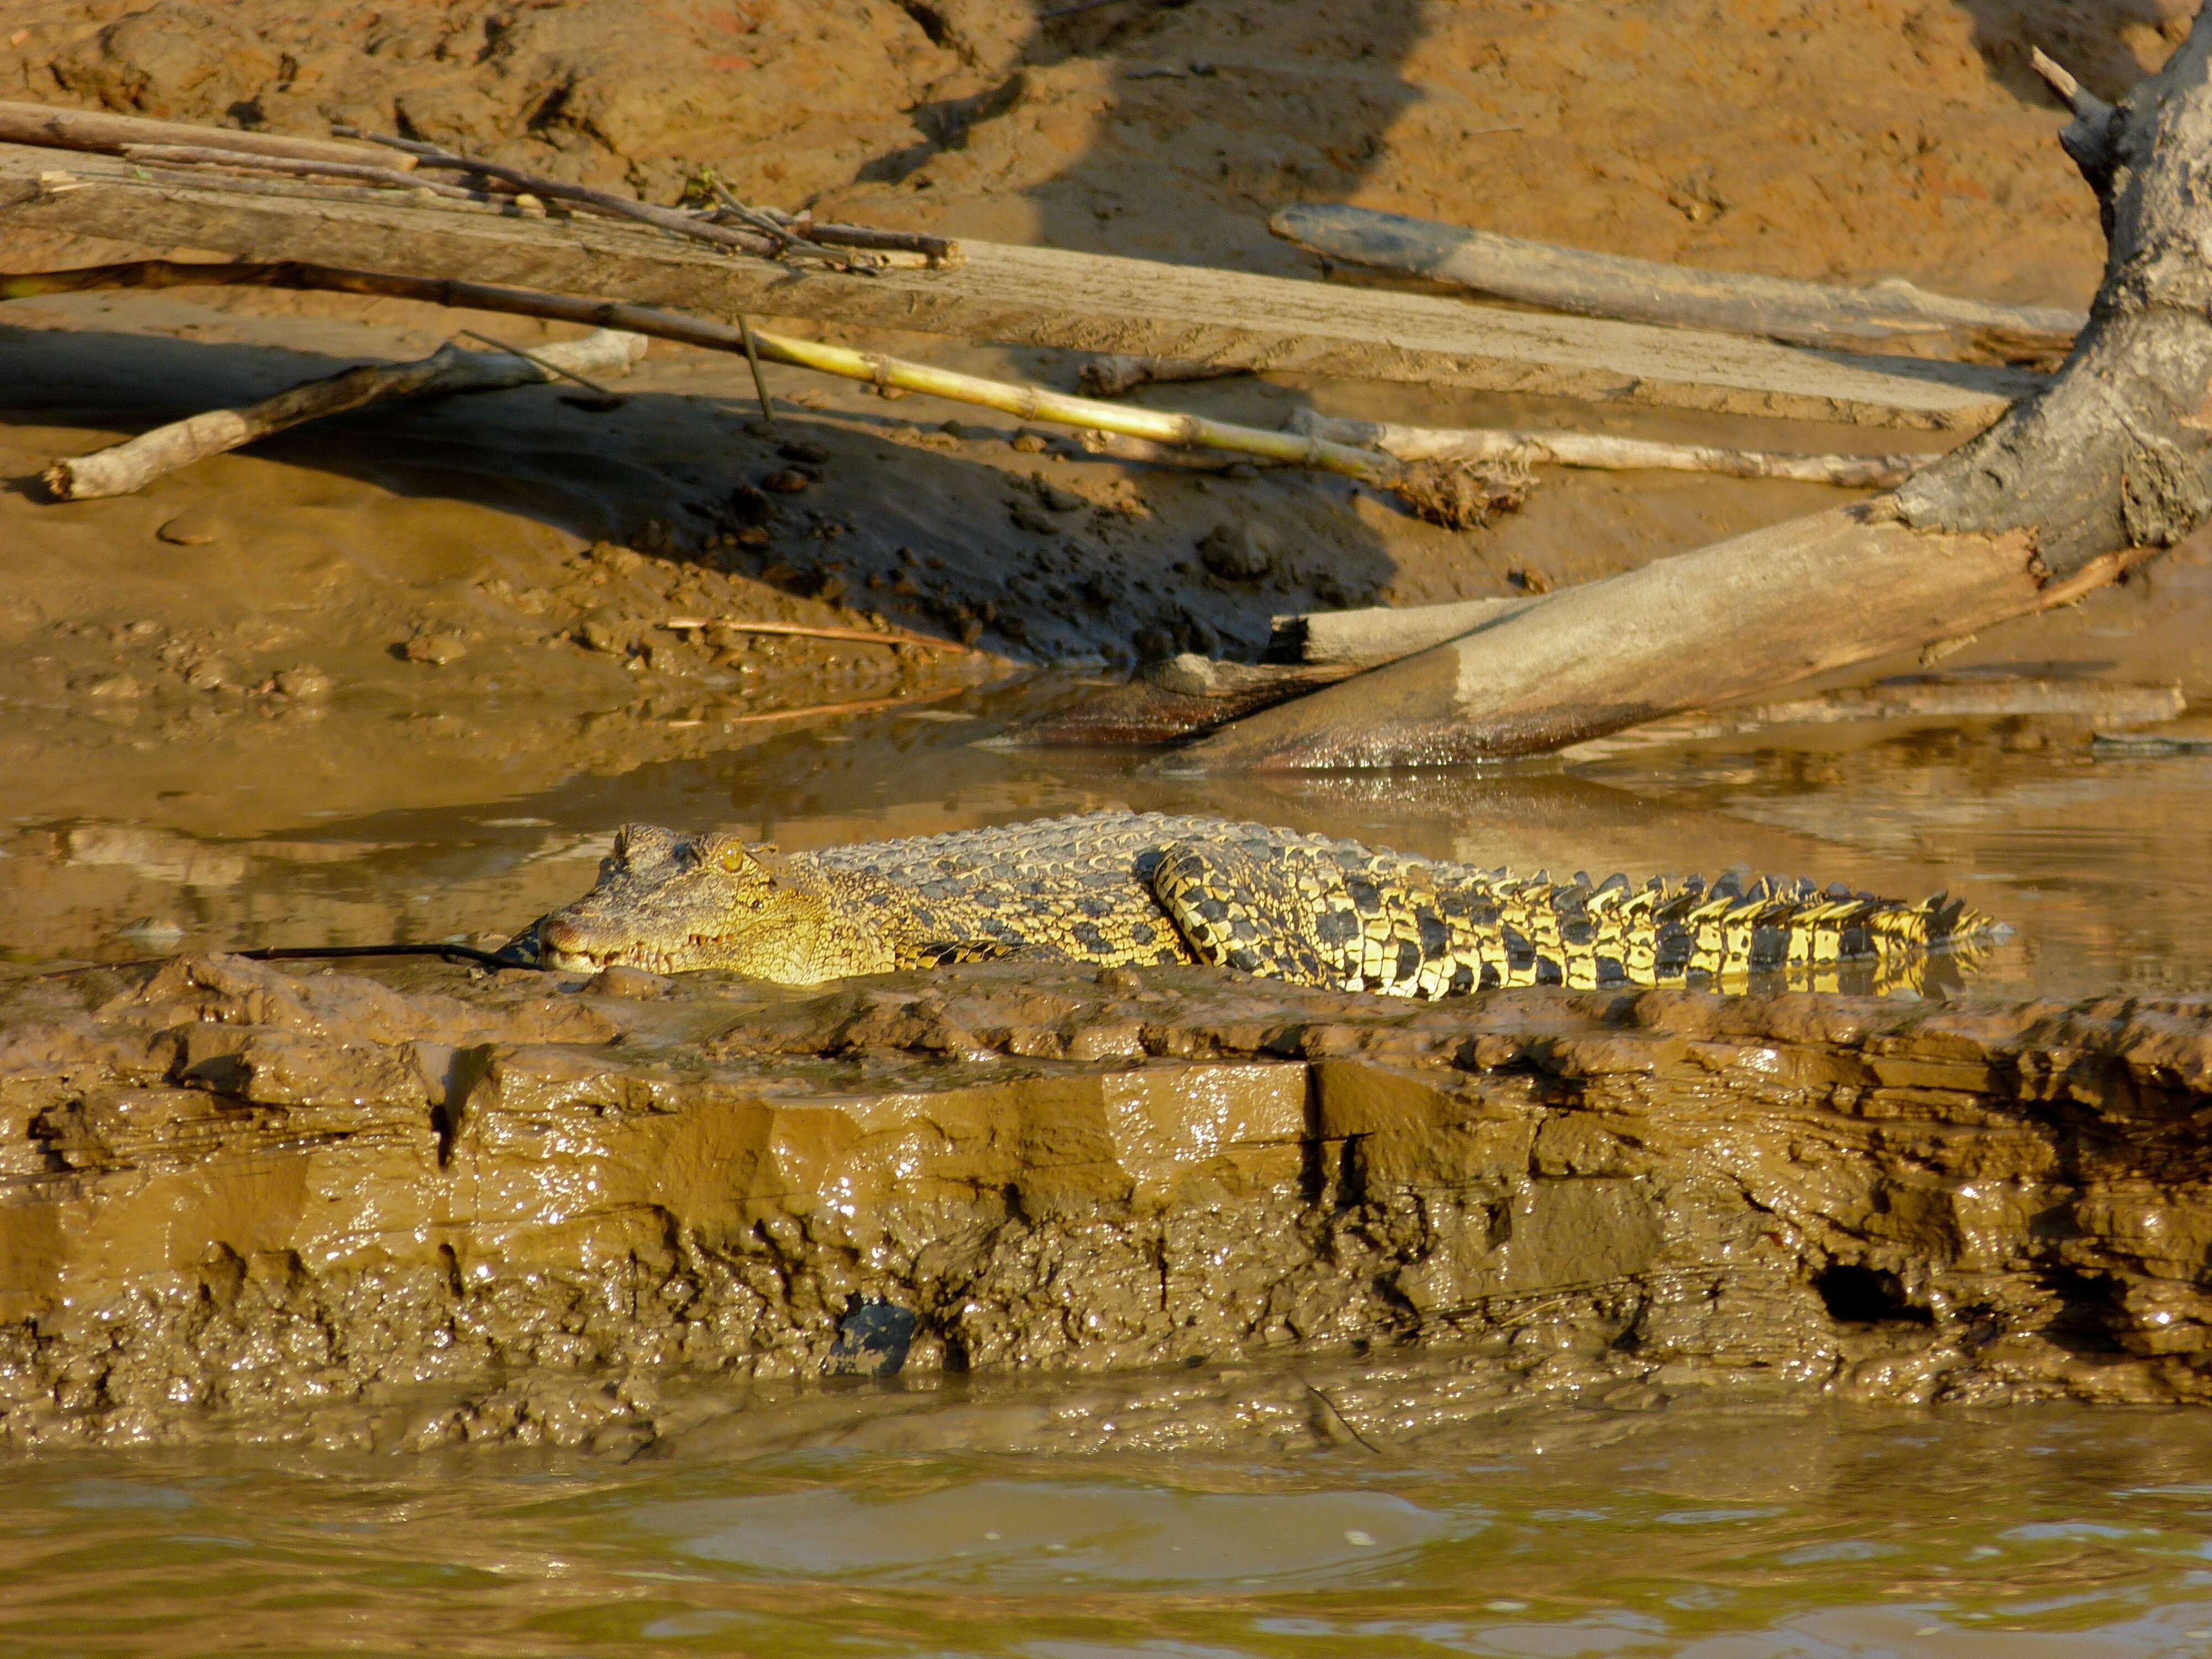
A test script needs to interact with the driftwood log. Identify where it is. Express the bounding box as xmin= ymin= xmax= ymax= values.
xmin=45 ymin=330 xmax=645 ymax=500
xmin=1165 ymin=22 xmax=2211 ymax=772
xmin=0 ymin=139 xmax=2037 ymax=427
xmin=1272 ymin=203 xmax=2085 ymax=361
